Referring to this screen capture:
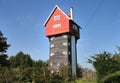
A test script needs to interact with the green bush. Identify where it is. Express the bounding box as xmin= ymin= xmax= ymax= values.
xmin=100 ymin=71 xmax=120 ymax=83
